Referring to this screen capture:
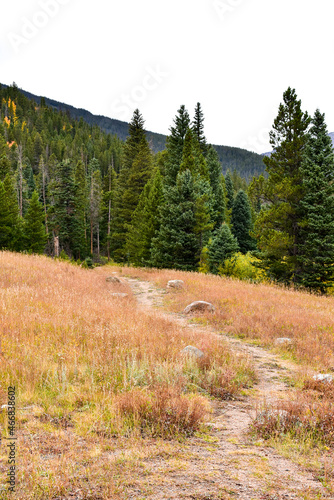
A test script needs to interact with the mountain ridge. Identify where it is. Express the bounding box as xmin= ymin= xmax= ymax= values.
xmin=1 ymin=82 xmax=266 ymax=179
